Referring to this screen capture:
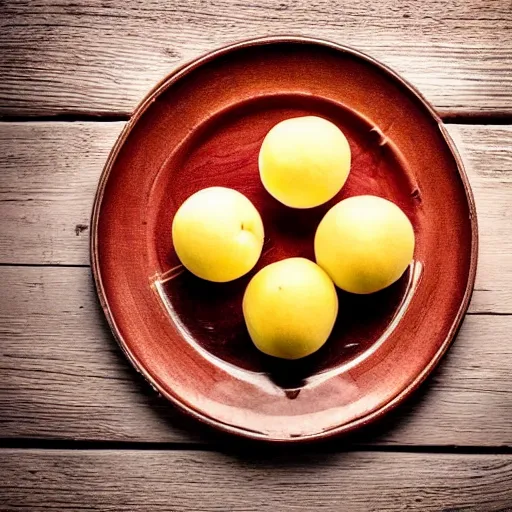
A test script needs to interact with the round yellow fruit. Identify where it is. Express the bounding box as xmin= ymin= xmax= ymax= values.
xmin=258 ymin=116 xmax=351 ymax=208
xmin=243 ymin=258 xmax=338 ymax=360
xmin=315 ymin=195 xmax=415 ymax=294
xmin=172 ymin=187 xmax=264 ymax=282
